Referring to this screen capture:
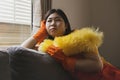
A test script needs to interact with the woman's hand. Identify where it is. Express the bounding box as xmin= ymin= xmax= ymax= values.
xmin=33 ymin=20 xmax=48 ymax=43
